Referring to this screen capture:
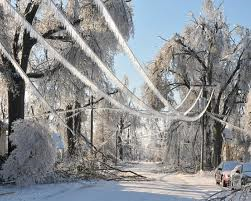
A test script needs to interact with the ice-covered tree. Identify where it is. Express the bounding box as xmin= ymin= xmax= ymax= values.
xmin=1 ymin=120 xmax=56 ymax=186
xmin=244 ymin=91 xmax=251 ymax=131
xmin=94 ymin=77 xmax=141 ymax=163
xmin=0 ymin=0 xmax=134 ymax=154
xmin=146 ymin=0 xmax=251 ymax=167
